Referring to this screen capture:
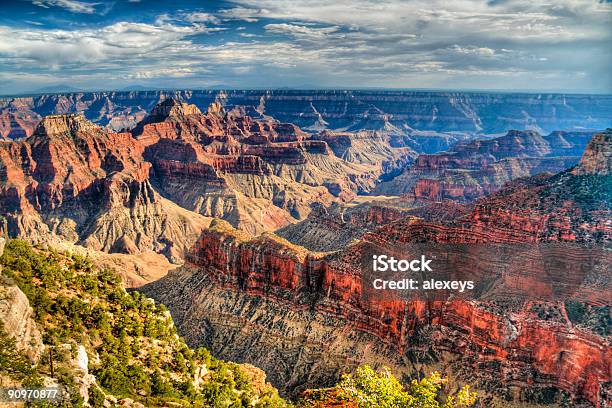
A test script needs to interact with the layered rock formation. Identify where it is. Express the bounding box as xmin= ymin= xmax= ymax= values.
xmin=2 ymin=90 xmax=610 ymax=138
xmin=277 ymin=198 xmax=471 ymax=252
xmin=0 ymin=99 xmax=417 ymax=260
xmin=0 ymin=114 xmax=211 ymax=262
xmin=1 ymin=91 xmax=609 ymax=405
xmin=0 ymin=109 xmax=41 ymax=140
xmin=375 ymin=130 xmax=595 ymax=201
xmin=314 ymin=130 xmax=415 ymax=177
xmin=286 ymin=129 xmax=599 ymax=251
xmin=135 ymin=99 xmax=412 ymax=235
xmin=142 ymin=131 xmax=611 ymax=407
xmin=573 ymin=131 xmax=612 ymax=176
xmin=276 ymin=197 xmax=417 ymax=251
